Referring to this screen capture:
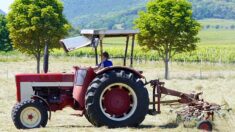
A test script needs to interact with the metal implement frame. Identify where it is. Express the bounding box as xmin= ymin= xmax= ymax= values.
xmin=147 ymin=79 xmax=221 ymax=123
xmin=148 ymin=79 xmax=199 ymax=114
